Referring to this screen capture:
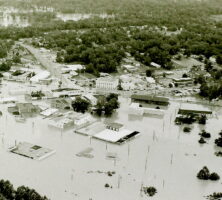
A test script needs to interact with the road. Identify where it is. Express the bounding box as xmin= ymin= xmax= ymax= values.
xmin=18 ymin=42 xmax=82 ymax=90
